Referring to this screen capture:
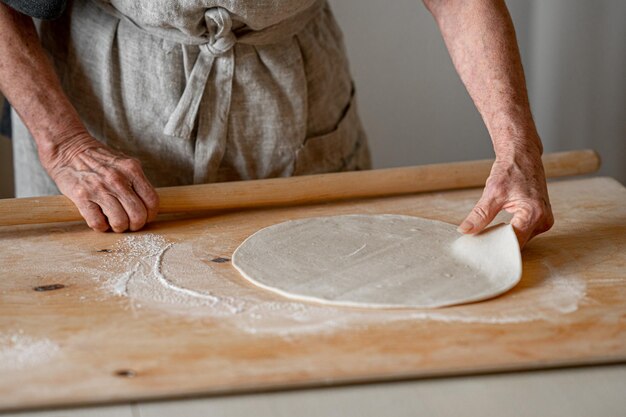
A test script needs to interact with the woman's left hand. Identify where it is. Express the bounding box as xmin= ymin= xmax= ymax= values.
xmin=457 ymin=143 xmax=554 ymax=248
